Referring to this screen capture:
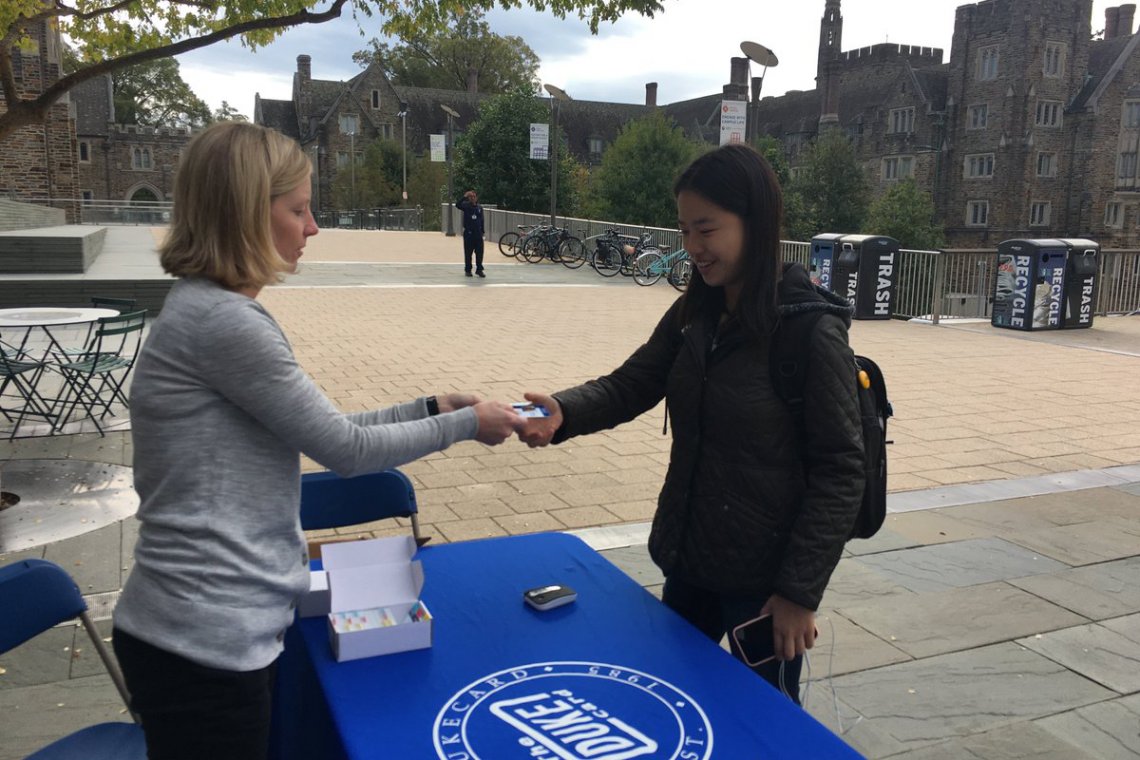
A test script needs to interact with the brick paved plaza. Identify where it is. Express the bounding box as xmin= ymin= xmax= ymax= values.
xmin=2 ymin=227 xmax=1140 ymax=759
